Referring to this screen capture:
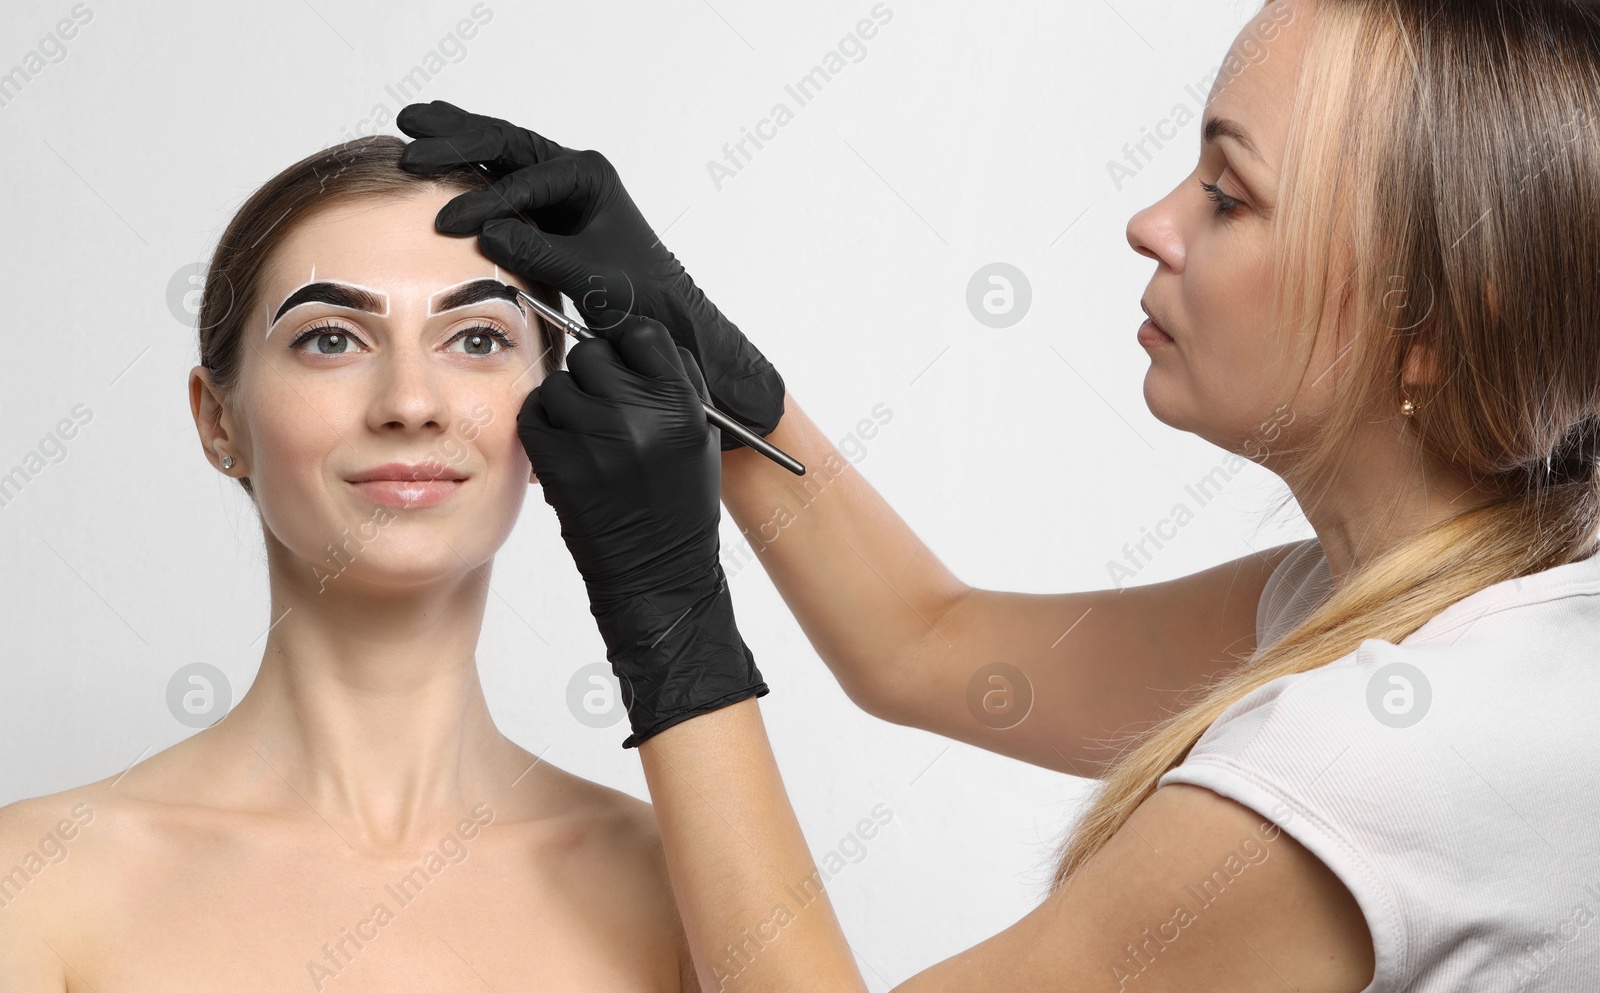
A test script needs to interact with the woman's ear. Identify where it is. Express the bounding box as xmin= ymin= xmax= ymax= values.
xmin=1401 ymin=339 xmax=1444 ymax=389
xmin=189 ymin=365 xmax=245 ymax=475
